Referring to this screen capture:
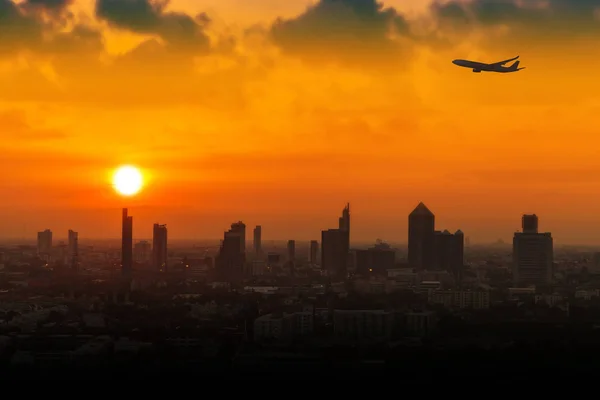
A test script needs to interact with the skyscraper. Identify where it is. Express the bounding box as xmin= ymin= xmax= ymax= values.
xmin=216 ymin=226 xmax=245 ymax=280
xmin=513 ymin=214 xmax=553 ymax=288
xmin=408 ymin=202 xmax=435 ymax=270
xmin=321 ymin=229 xmax=348 ymax=277
xmin=121 ymin=208 xmax=133 ymax=277
xmin=522 ymin=214 xmax=538 ymax=233
xmin=339 ymin=203 xmax=350 ymax=233
xmin=230 ymin=221 xmax=246 ymax=254
xmin=322 ymin=204 xmax=351 ymax=278
xmin=152 ymin=223 xmax=168 ymax=272
xmin=433 ymin=229 xmax=464 ymax=281
xmin=37 ymin=229 xmax=52 ymax=255
xmin=287 ymin=240 xmax=296 ymax=261
xmin=68 ymin=229 xmax=78 ymax=269
xmin=253 ymin=225 xmax=262 ymax=254
xmin=309 ymin=240 xmax=319 ymax=265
